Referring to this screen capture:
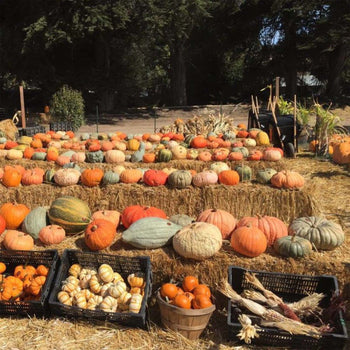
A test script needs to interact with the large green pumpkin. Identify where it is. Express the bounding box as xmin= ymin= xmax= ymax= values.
xmin=22 ymin=206 xmax=49 ymax=239
xmin=48 ymin=196 xmax=91 ymax=234
xmin=235 ymin=165 xmax=252 ymax=181
xmin=274 ymin=235 xmax=313 ymax=258
xmin=256 ymin=168 xmax=277 ymax=184
xmin=32 ymin=152 xmax=47 ymax=161
xmin=167 ymin=170 xmax=192 ymax=189
xmin=288 ymin=216 xmax=344 ymax=250
xmin=169 ymin=214 xmax=195 ymax=227
xmin=86 ymin=150 xmax=104 ymax=163
xmin=156 ymin=149 xmax=172 ymax=162
xmin=122 ymin=217 xmax=181 ymax=249
xmin=102 ymin=171 xmax=120 ymax=185
xmin=231 ymin=147 xmax=249 ymax=157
